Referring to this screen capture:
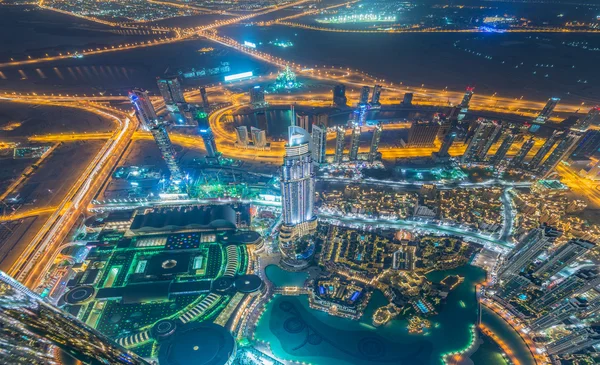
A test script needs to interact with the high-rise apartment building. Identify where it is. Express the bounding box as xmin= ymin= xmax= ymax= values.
xmin=333 ymin=84 xmax=347 ymax=107
xmin=407 ymin=120 xmax=440 ymax=147
xmin=0 ymin=272 xmax=150 ymax=365
xmin=370 ymin=84 xmax=382 ymax=106
xmin=368 ymin=123 xmax=383 ymax=163
xmin=461 ymin=119 xmax=502 ymax=163
xmin=534 ymin=97 xmax=560 ymax=124
xmin=359 ymin=86 xmax=370 ymax=106
xmin=491 ymin=134 xmax=516 ymax=166
xmin=538 ymin=132 xmax=582 ymax=177
xmin=349 ymin=124 xmax=361 ymax=161
xmin=529 ymin=131 xmax=562 ymax=169
xmin=533 ymin=239 xmax=595 ymax=280
xmin=311 ymin=123 xmax=327 ymax=164
xmin=129 ymin=89 xmax=158 ymax=129
xmin=510 ymin=138 xmax=535 ymax=168
xmin=334 ymin=126 xmax=345 ymax=163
